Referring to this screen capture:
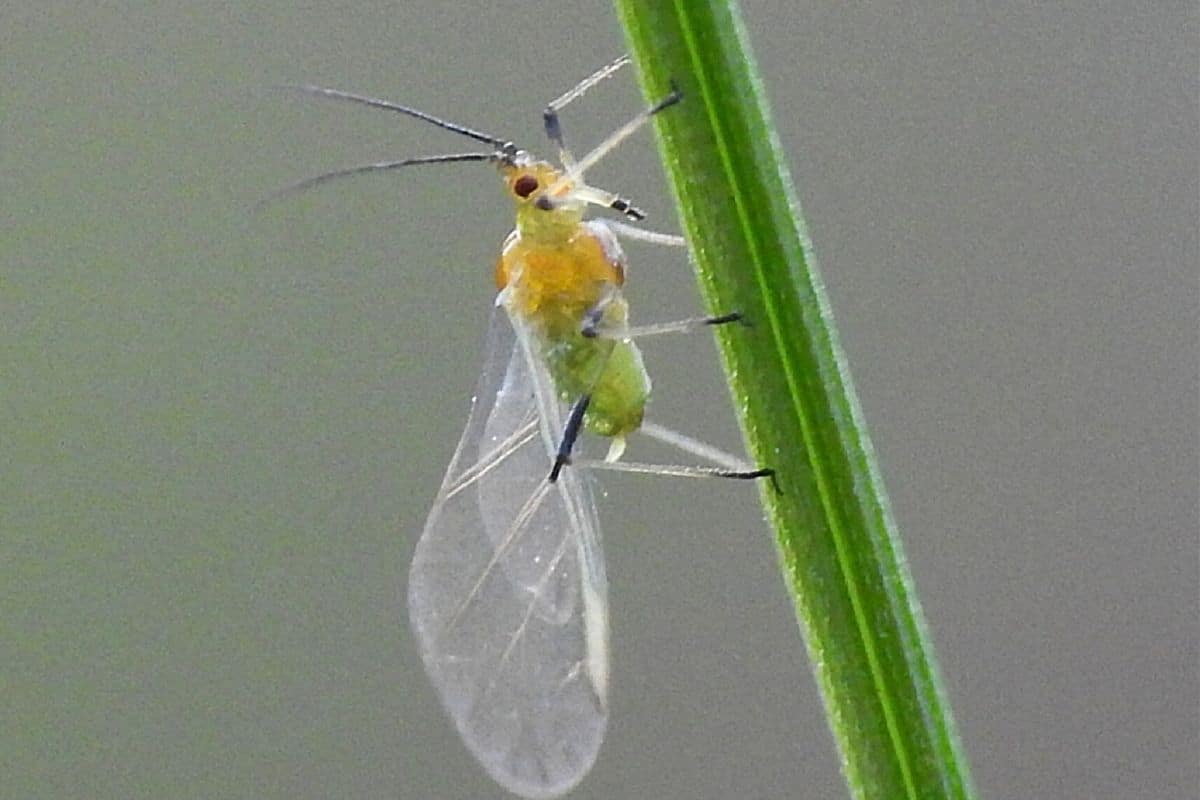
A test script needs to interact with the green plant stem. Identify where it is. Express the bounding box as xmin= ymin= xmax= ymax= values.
xmin=613 ymin=2 xmax=976 ymax=798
